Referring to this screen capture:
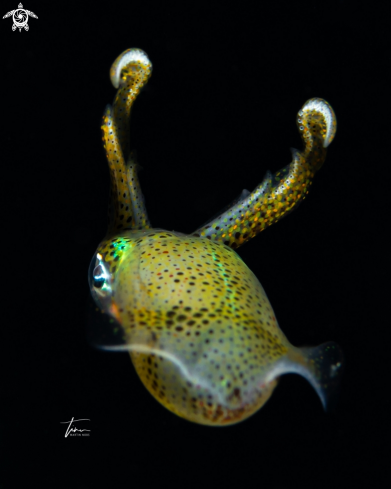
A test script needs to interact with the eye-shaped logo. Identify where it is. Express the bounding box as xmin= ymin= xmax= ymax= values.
xmin=2 ymin=3 xmax=38 ymax=32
